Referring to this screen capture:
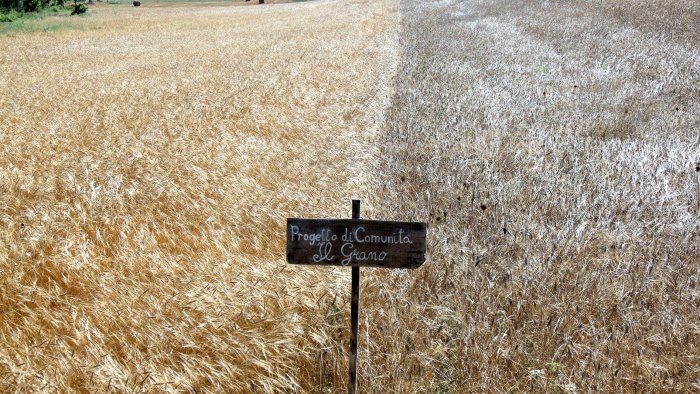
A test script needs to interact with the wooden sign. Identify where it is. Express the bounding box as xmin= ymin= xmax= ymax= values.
xmin=287 ymin=218 xmax=427 ymax=269
xmin=287 ymin=201 xmax=427 ymax=394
